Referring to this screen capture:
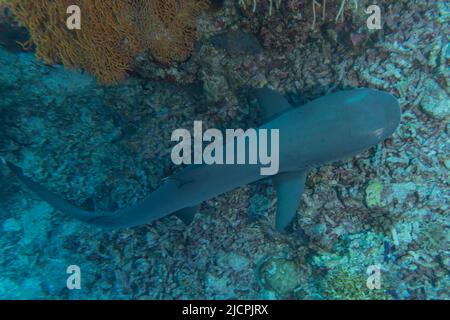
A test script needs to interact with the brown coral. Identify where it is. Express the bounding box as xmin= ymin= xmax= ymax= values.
xmin=139 ymin=0 xmax=209 ymax=64
xmin=9 ymin=0 xmax=209 ymax=84
xmin=10 ymin=0 xmax=142 ymax=84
